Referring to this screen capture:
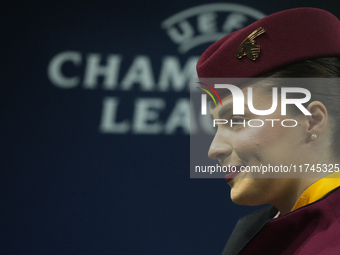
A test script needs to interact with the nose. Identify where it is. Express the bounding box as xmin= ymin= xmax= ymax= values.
xmin=208 ymin=132 xmax=232 ymax=161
